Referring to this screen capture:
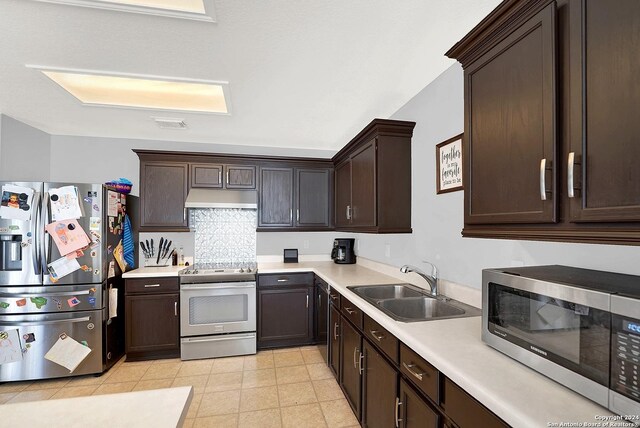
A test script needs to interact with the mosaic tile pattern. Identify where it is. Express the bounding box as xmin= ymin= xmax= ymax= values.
xmin=190 ymin=208 xmax=257 ymax=265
